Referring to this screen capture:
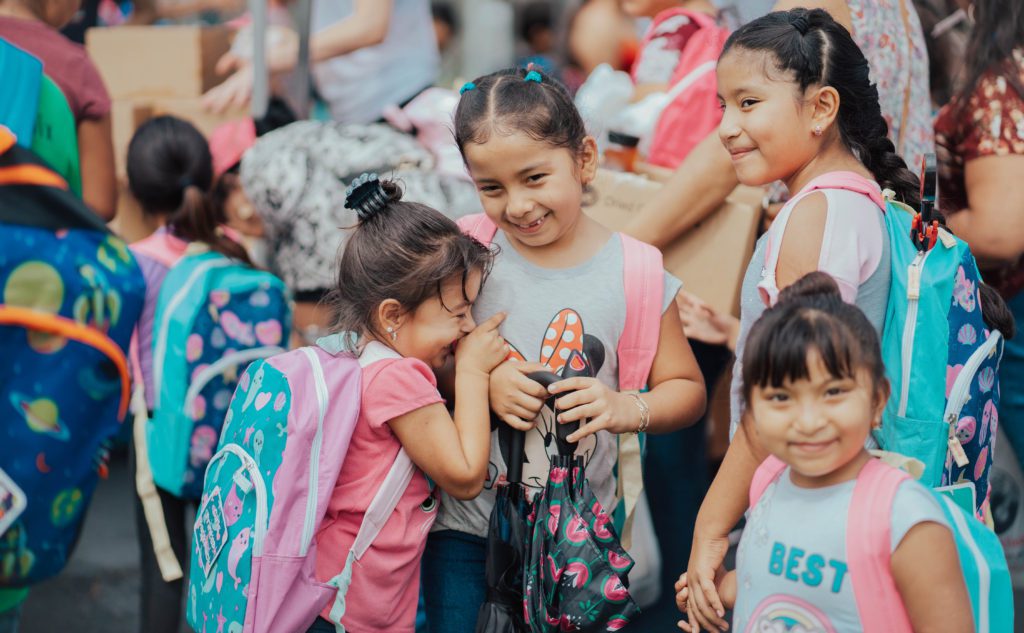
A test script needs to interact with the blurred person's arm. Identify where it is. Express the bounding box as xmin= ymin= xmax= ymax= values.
xmin=203 ymin=0 xmax=392 ymax=113
xmin=569 ymin=0 xmax=633 ymax=74
xmin=946 ymin=155 xmax=1024 ymax=265
xmin=77 ymin=115 xmax=117 ymax=222
xmin=622 ymin=132 xmax=737 ymax=249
